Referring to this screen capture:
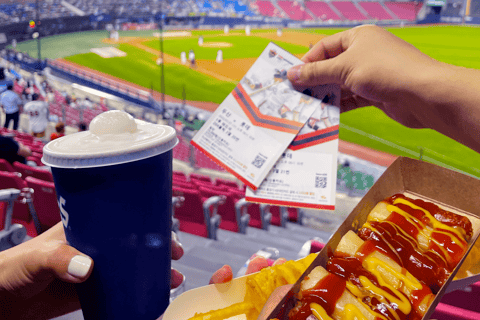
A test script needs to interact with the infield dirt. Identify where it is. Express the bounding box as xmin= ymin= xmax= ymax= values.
xmin=101 ymin=31 xmax=323 ymax=82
